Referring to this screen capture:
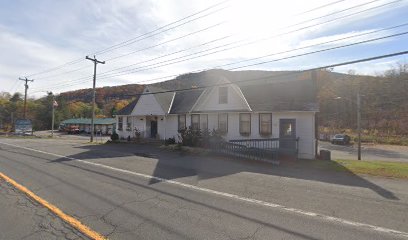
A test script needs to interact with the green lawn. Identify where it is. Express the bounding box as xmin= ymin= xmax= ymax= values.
xmin=304 ymin=159 xmax=408 ymax=179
